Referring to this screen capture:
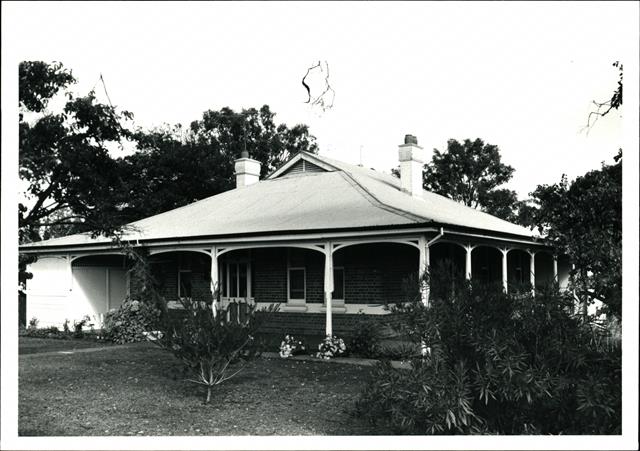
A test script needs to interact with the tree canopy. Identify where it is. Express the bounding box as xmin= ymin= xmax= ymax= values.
xmin=19 ymin=61 xmax=133 ymax=243
xmin=422 ymin=138 xmax=521 ymax=222
xmin=519 ymin=151 xmax=622 ymax=318
xmin=120 ymin=106 xmax=318 ymax=221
